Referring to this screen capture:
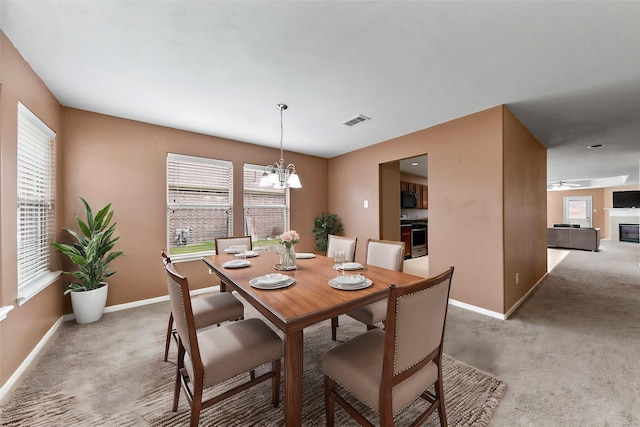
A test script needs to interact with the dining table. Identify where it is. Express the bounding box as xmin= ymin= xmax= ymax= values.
xmin=202 ymin=249 xmax=423 ymax=427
